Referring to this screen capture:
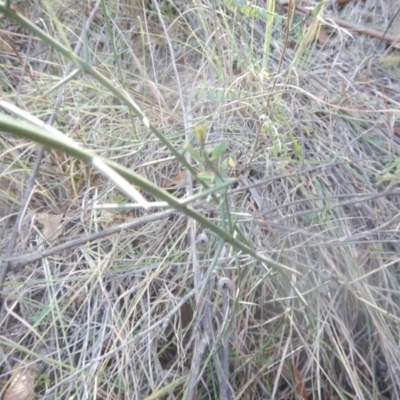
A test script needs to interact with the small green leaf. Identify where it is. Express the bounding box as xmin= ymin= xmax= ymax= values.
xmin=221 ymin=156 xmax=235 ymax=169
xmin=207 ymin=89 xmax=217 ymax=100
xmin=197 ymin=171 xmax=214 ymax=181
xmin=275 ymin=13 xmax=282 ymax=25
xmin=227 ymin=91 xmax=238 ymax=101
xmin=185 ymin=144 xmax=202 ymax=163
xmin=311 ymin=0 xmax=325 ymax=17
xmin=217 ymin=89 xmax=224 ymax=104
xmin=211 ymin=140 xmax=228 ymax=160
xmin=197 ymin=87 xmax=205 ymax=99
